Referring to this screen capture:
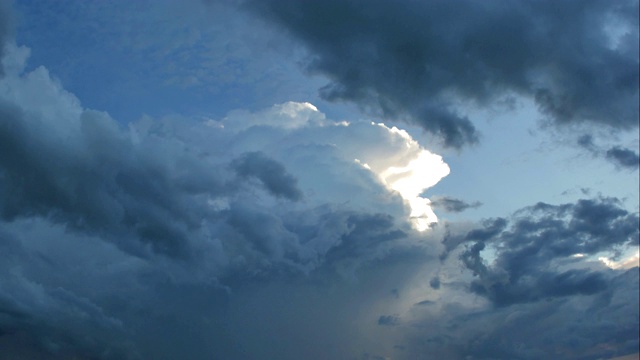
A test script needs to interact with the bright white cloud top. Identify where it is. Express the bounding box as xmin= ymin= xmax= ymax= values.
xmin=362 ymin=123 xmax=450 ymax=230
